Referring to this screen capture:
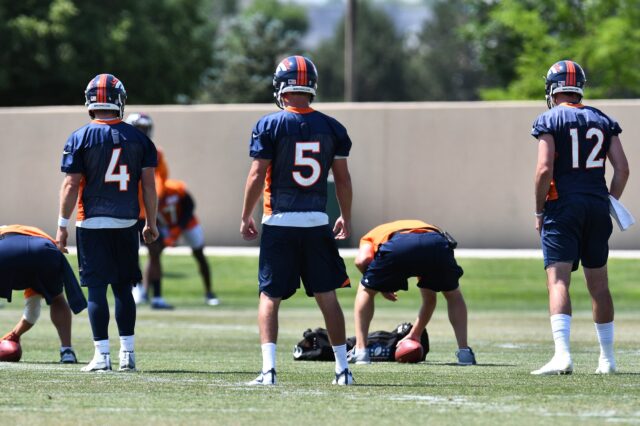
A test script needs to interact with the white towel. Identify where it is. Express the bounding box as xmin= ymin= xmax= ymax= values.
xmin=609 ymin=195 xmax=635 ymax=231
